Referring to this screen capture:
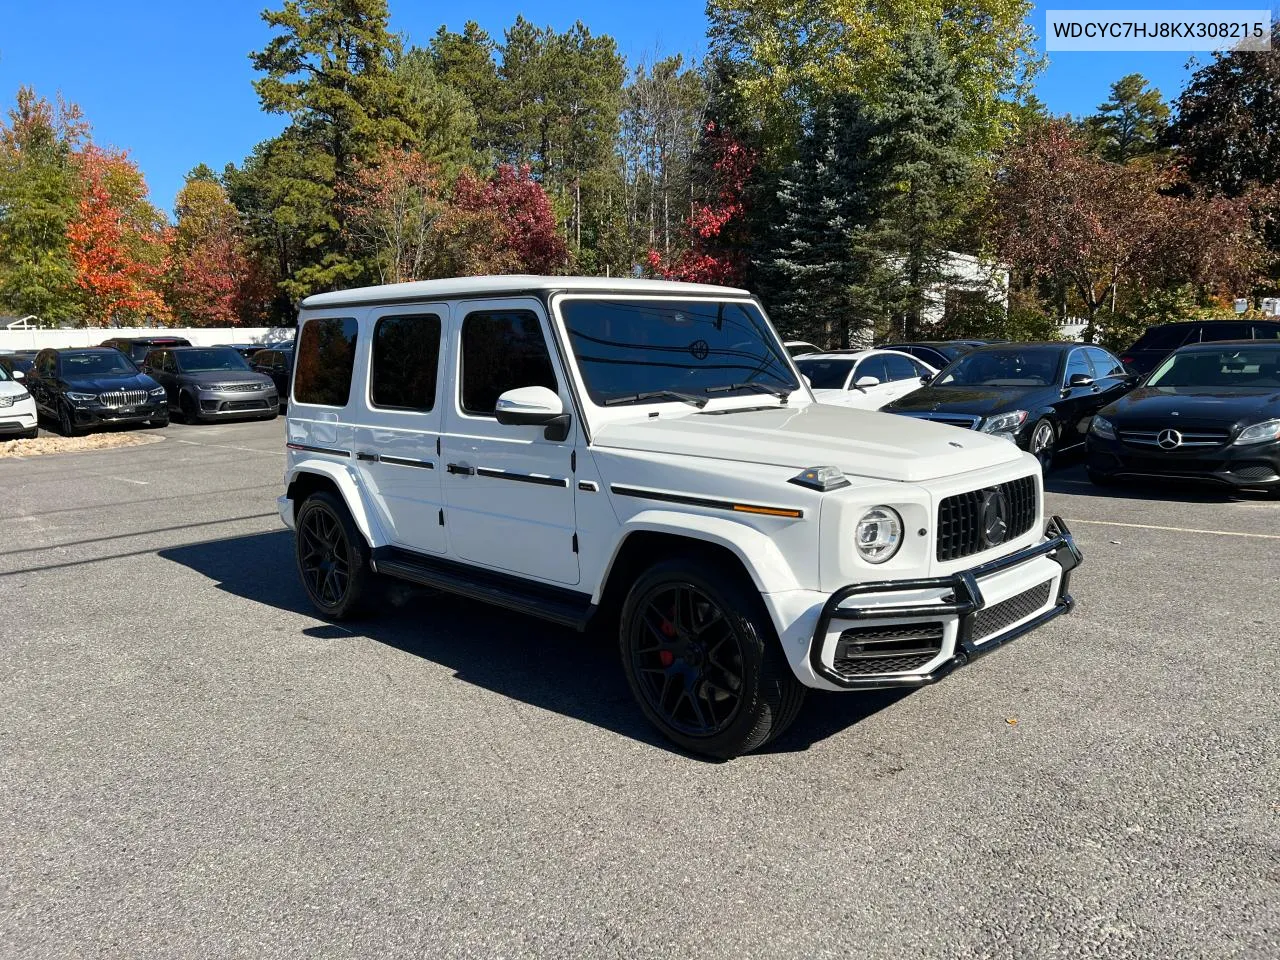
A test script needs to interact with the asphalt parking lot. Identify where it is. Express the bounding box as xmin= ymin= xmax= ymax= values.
xmin=1 ymin=418 xmax=1277 ymax=959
